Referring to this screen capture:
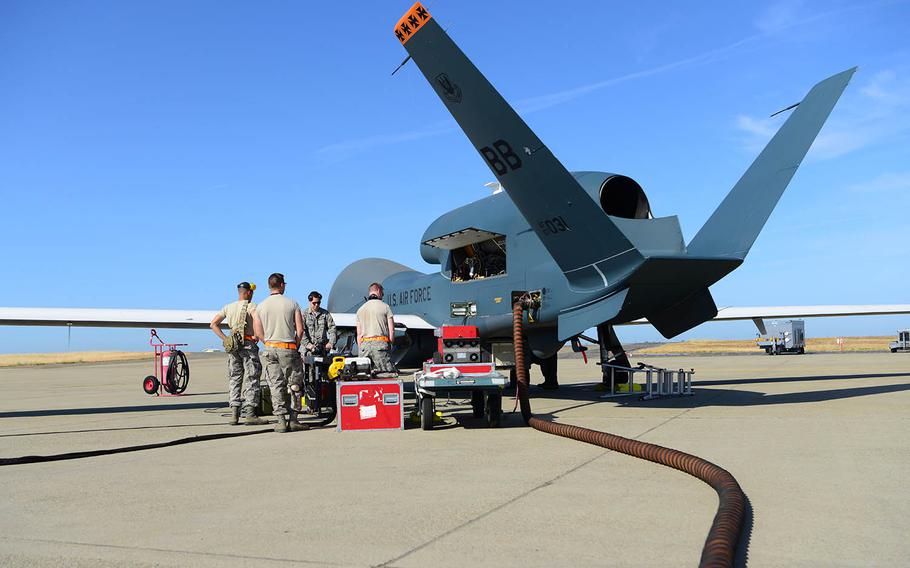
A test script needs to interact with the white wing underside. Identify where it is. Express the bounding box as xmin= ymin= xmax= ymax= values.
xmin=0 ymin=305 xmax=907 ymax=332
xmin=624 ymin=305 xmax=910 ymax=325
xmin=0 ymin=307 xmax=436 ymax=330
